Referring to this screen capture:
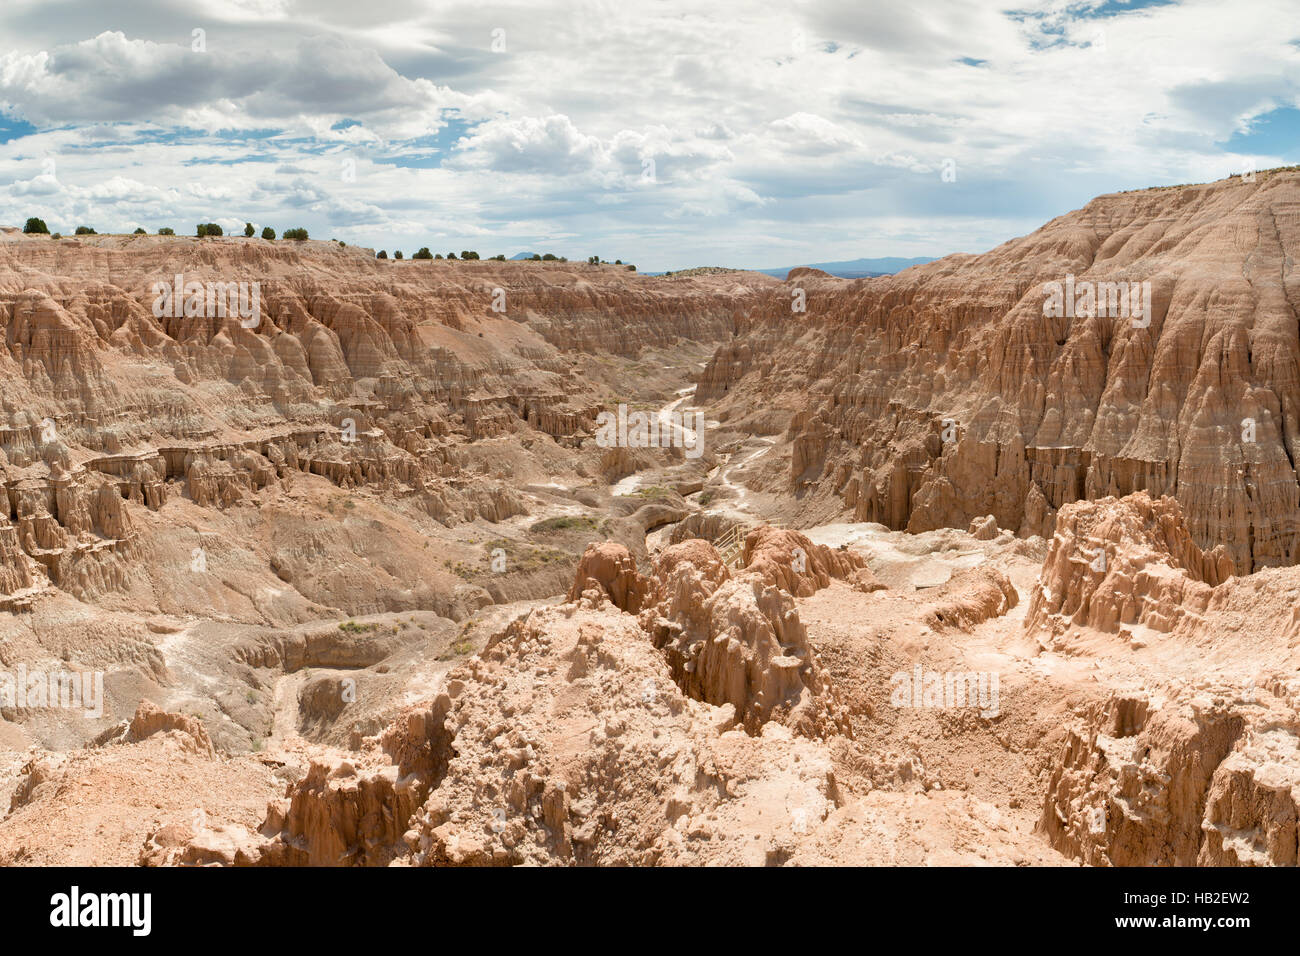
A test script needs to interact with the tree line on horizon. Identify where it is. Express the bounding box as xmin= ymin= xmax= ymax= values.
xmin=22 ymin=217 xmax=309 ymax=241
xmin=20 ymin=217 xmax=636 ymax=269
xmin=372 ymin=249 xmax=635 ymax=270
